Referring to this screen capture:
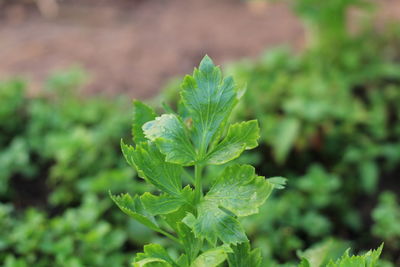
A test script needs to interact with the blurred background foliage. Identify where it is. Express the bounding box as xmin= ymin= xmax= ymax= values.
xmin=1 ymin=0 xmax=400 ymax=266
